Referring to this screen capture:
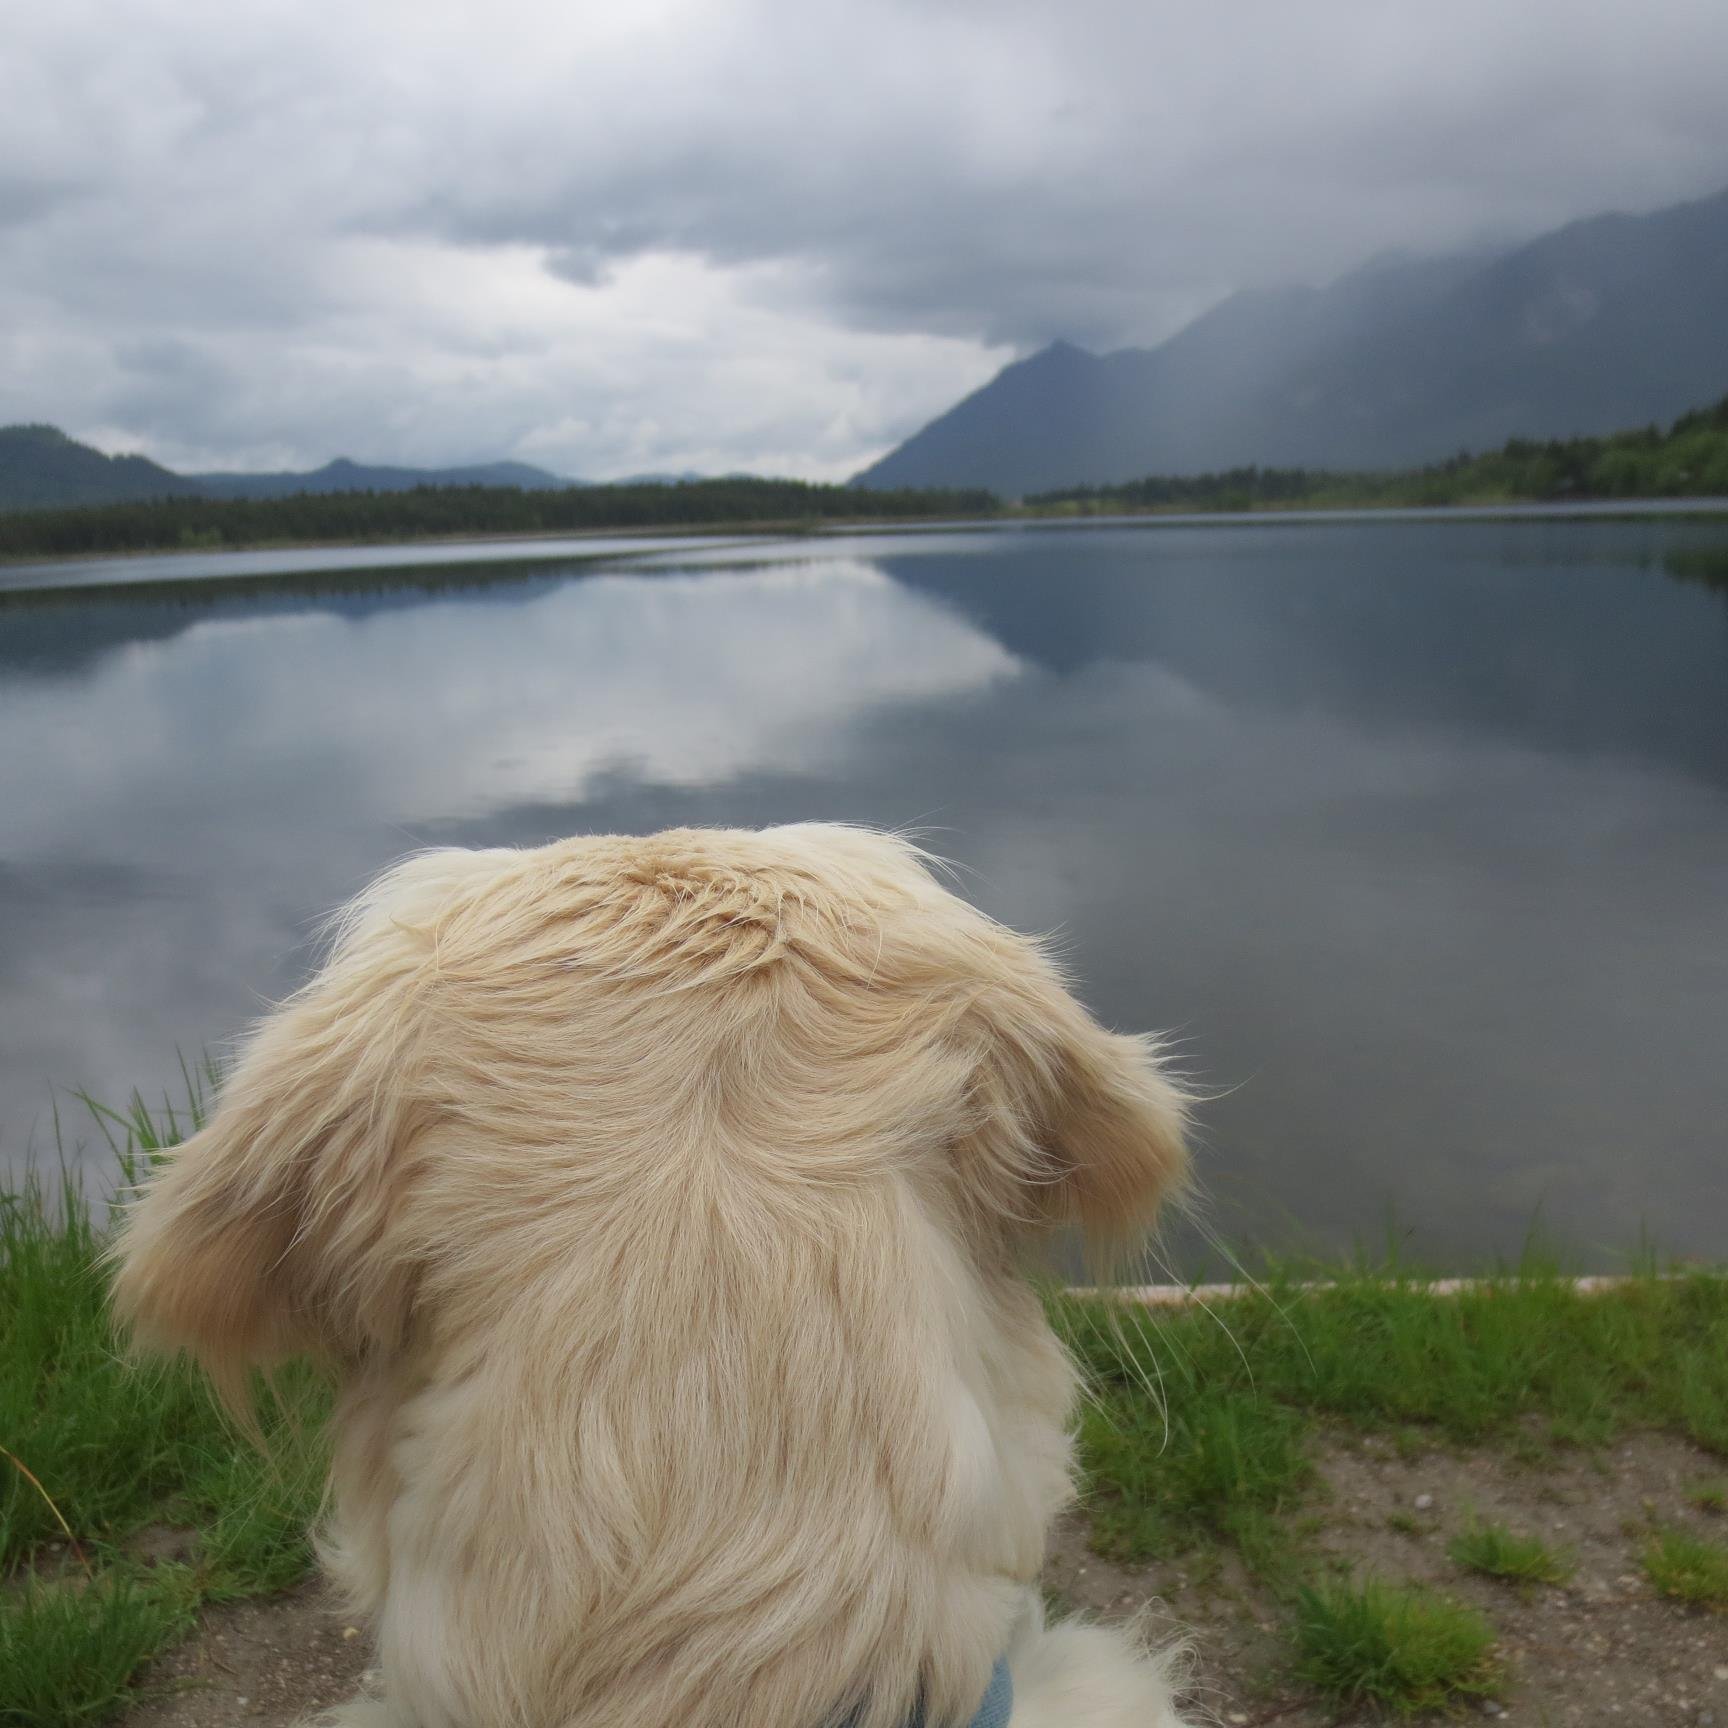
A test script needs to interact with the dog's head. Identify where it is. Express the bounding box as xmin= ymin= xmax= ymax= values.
xmin=112 ymin=825 xmax=1187 ymax=1403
